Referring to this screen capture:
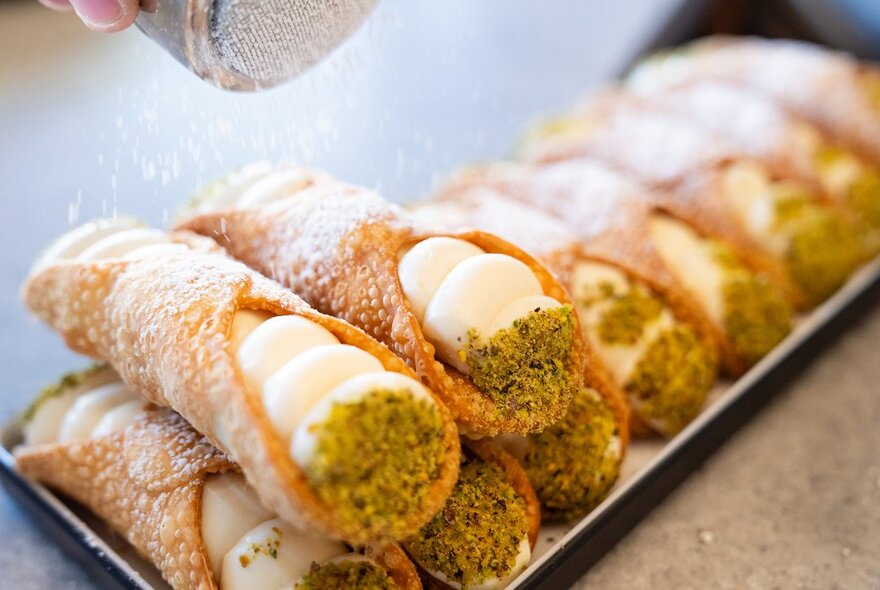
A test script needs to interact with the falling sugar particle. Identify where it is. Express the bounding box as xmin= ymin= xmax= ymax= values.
xmin=841 ymin=547 xmax=852 ymax=557
xmin=91 ymin=2 xmax=379 ymax=218
xmin=68 ymin=190 xmax=83 ymax=226
xmin=143 ymin=160 xmax=157 ymax=182
xmin=698 ymin=529 xmax=715 ymax=545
